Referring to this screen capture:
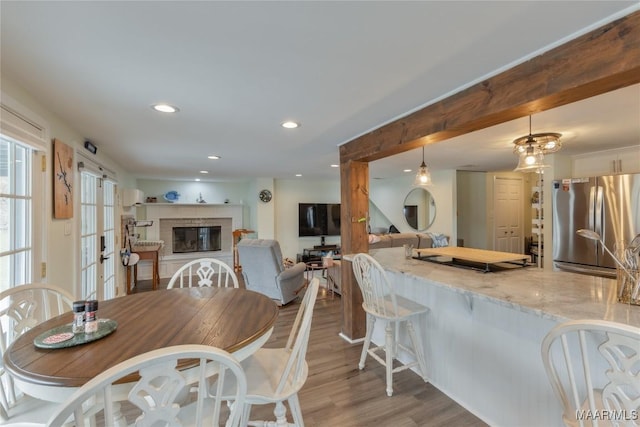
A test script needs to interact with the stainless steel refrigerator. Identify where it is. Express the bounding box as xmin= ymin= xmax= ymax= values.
xmin=552 ymin=173 xmax=640 ymax=278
